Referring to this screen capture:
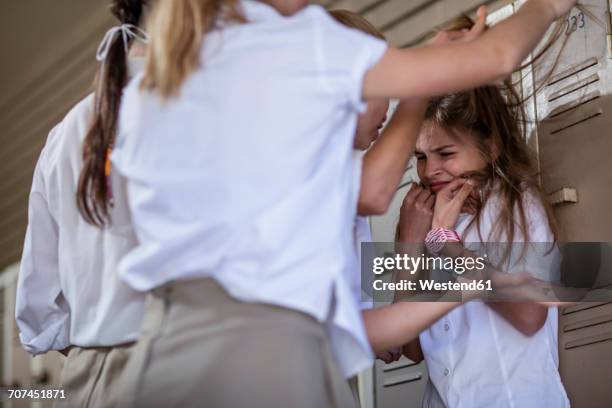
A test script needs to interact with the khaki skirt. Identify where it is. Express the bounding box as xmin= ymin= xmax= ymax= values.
xmin=116 ymin=278 xmax=356 ymax=408
xmin=56 ymin=343 xmax=134 ymax=408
